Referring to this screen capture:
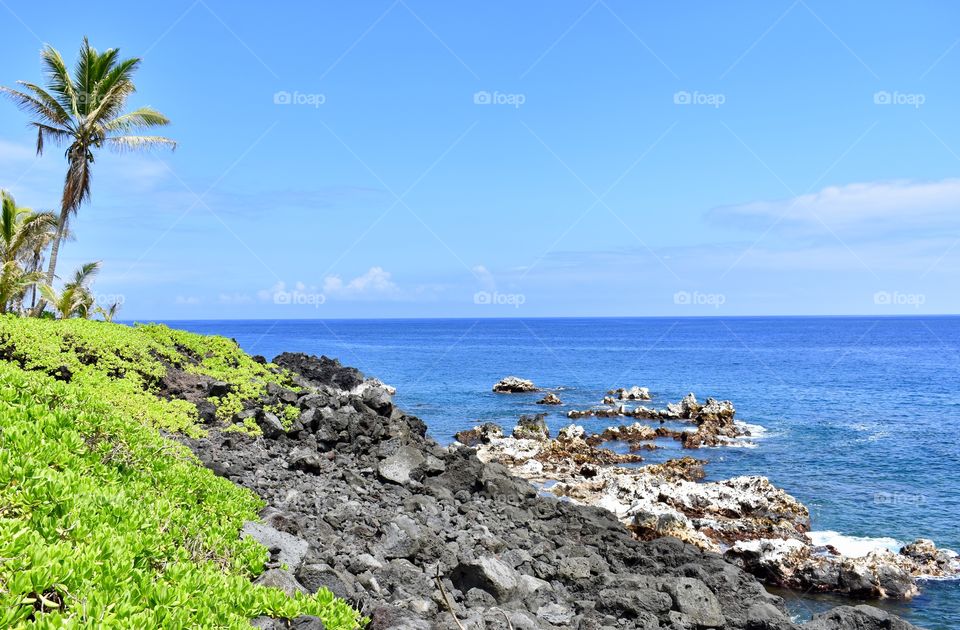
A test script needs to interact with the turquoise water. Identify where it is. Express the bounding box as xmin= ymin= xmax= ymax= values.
xmin=160 ymin=316 xmax=960 ymax=629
